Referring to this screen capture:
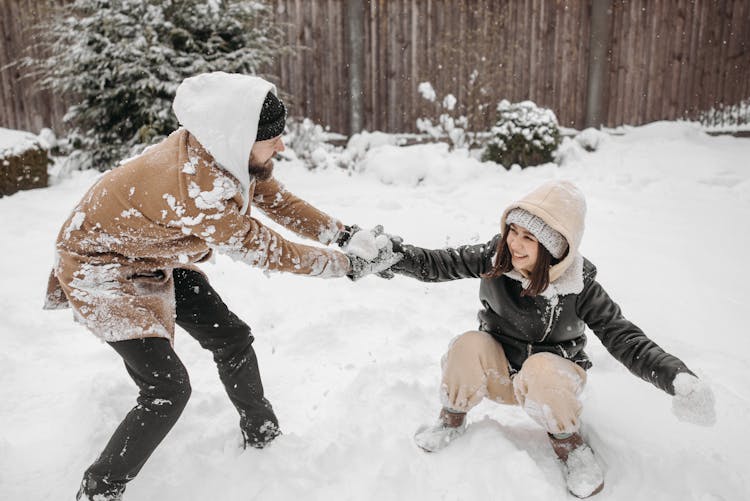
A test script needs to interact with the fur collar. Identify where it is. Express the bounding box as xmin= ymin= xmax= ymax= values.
xmin=504 ymin=254 xmax=584 ymax=298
